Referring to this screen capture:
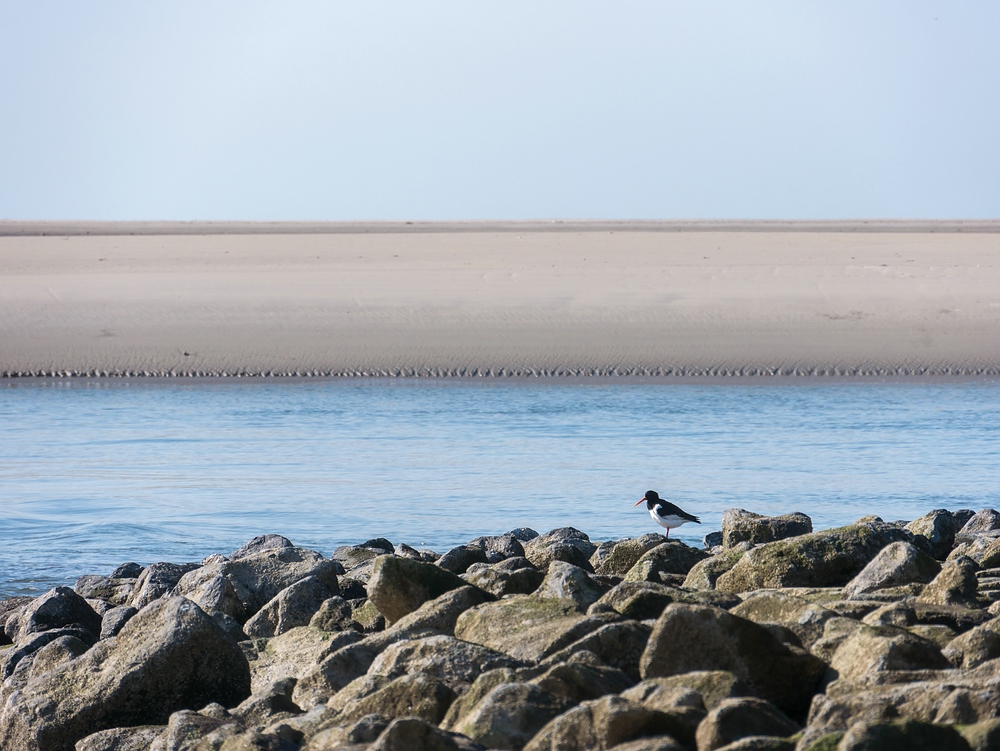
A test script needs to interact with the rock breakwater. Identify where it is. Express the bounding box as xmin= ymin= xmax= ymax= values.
xmin=3 ymin=509 xmax=1000 ymax=751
